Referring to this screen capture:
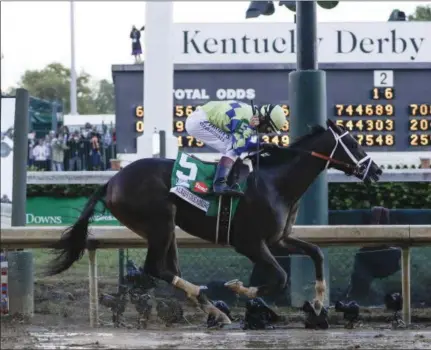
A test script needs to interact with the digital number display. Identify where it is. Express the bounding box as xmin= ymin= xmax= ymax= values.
xmin=409 ymin=119 xmax=431 ymax=132
xmin=371 ymin=87 xmax=394 ymax=100
xmin=175 ymin=105 xmax=199 ymax=117
xmin=114 ymin=66 xmax=431 ymax=153
xmin=409 ymin=134 xmax=430 ymax=146
xmin=409 ymin=104 xmax=431 ymax=117
xmin=177 ymin=135 xmax=204 ymax=148
xmin=336 ymin=119 xmax=395 ymax=132
xmin=261 ymin=134 xmax=290 ymax=147
xmin=335 ymin=104 xmax=394 ymax=117
xmin=354 ymin=134 xmax=394 ymax=147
